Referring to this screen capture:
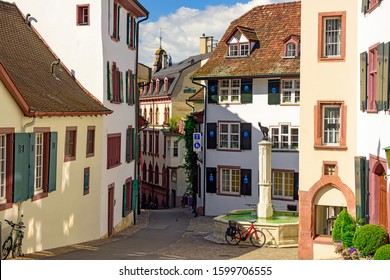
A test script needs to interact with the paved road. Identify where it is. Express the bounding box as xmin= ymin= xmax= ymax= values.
xmin=20 ymin=207 xmax=298 ymax=260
